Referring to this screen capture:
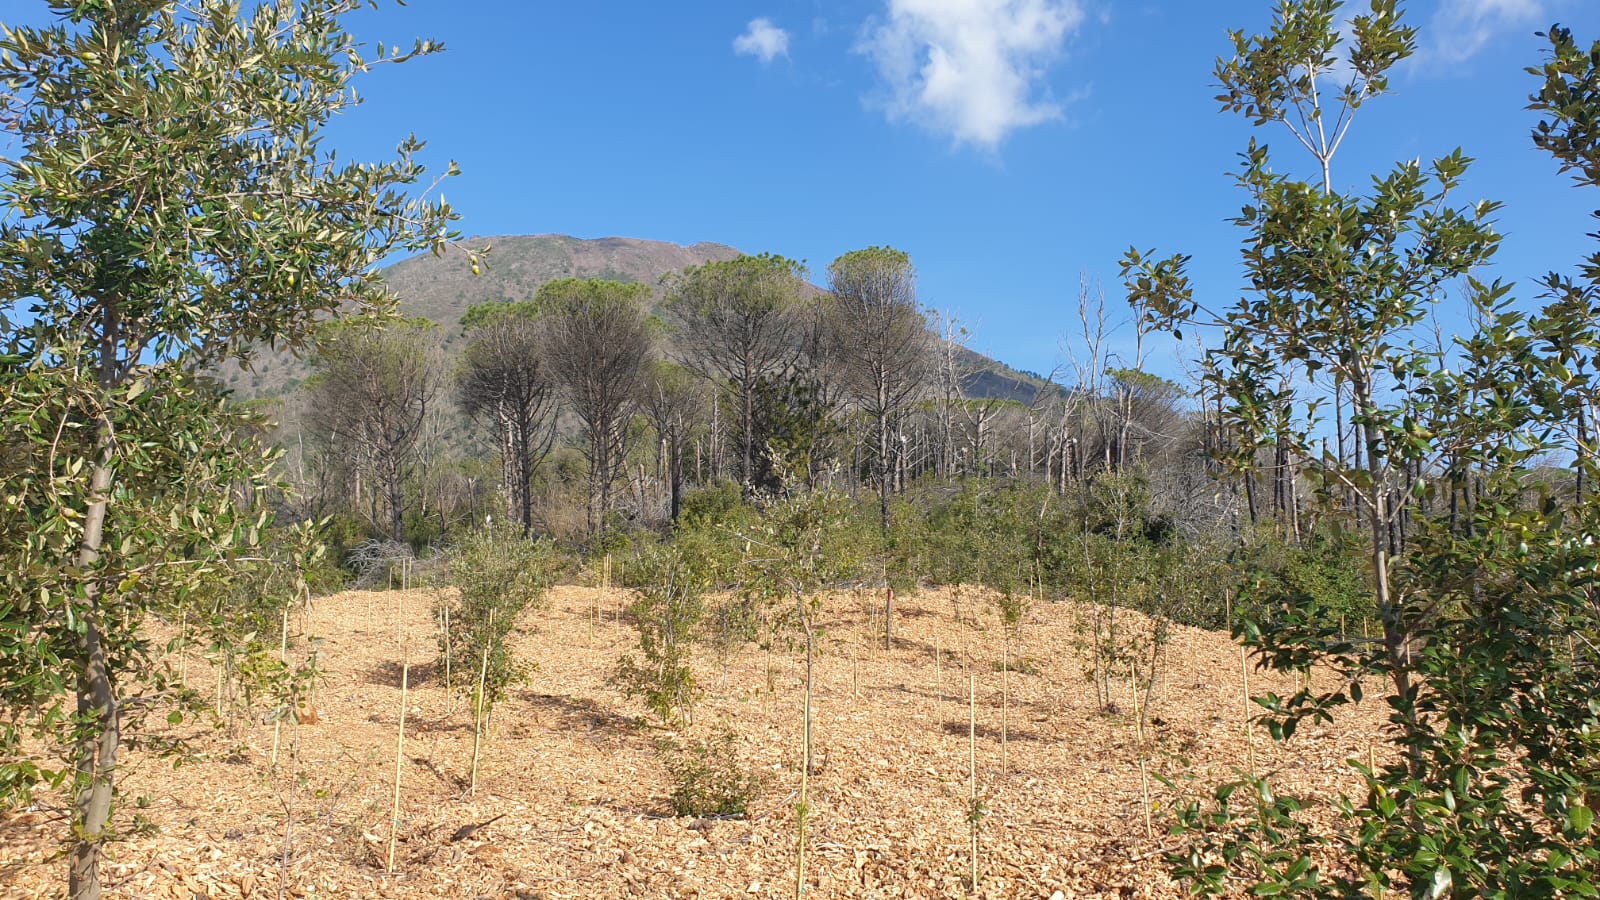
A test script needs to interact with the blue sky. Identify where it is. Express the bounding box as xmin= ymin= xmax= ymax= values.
xmin=10 ymin=0 xmax=1600 ymax=381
